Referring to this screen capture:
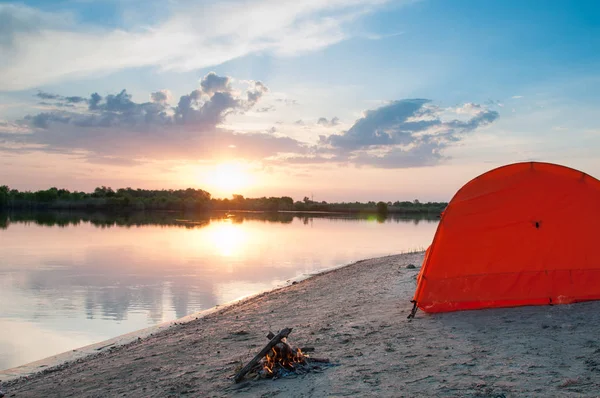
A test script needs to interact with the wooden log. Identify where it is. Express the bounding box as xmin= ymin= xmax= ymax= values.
xmin=234 ymin=328 xmax=292 ymax=383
